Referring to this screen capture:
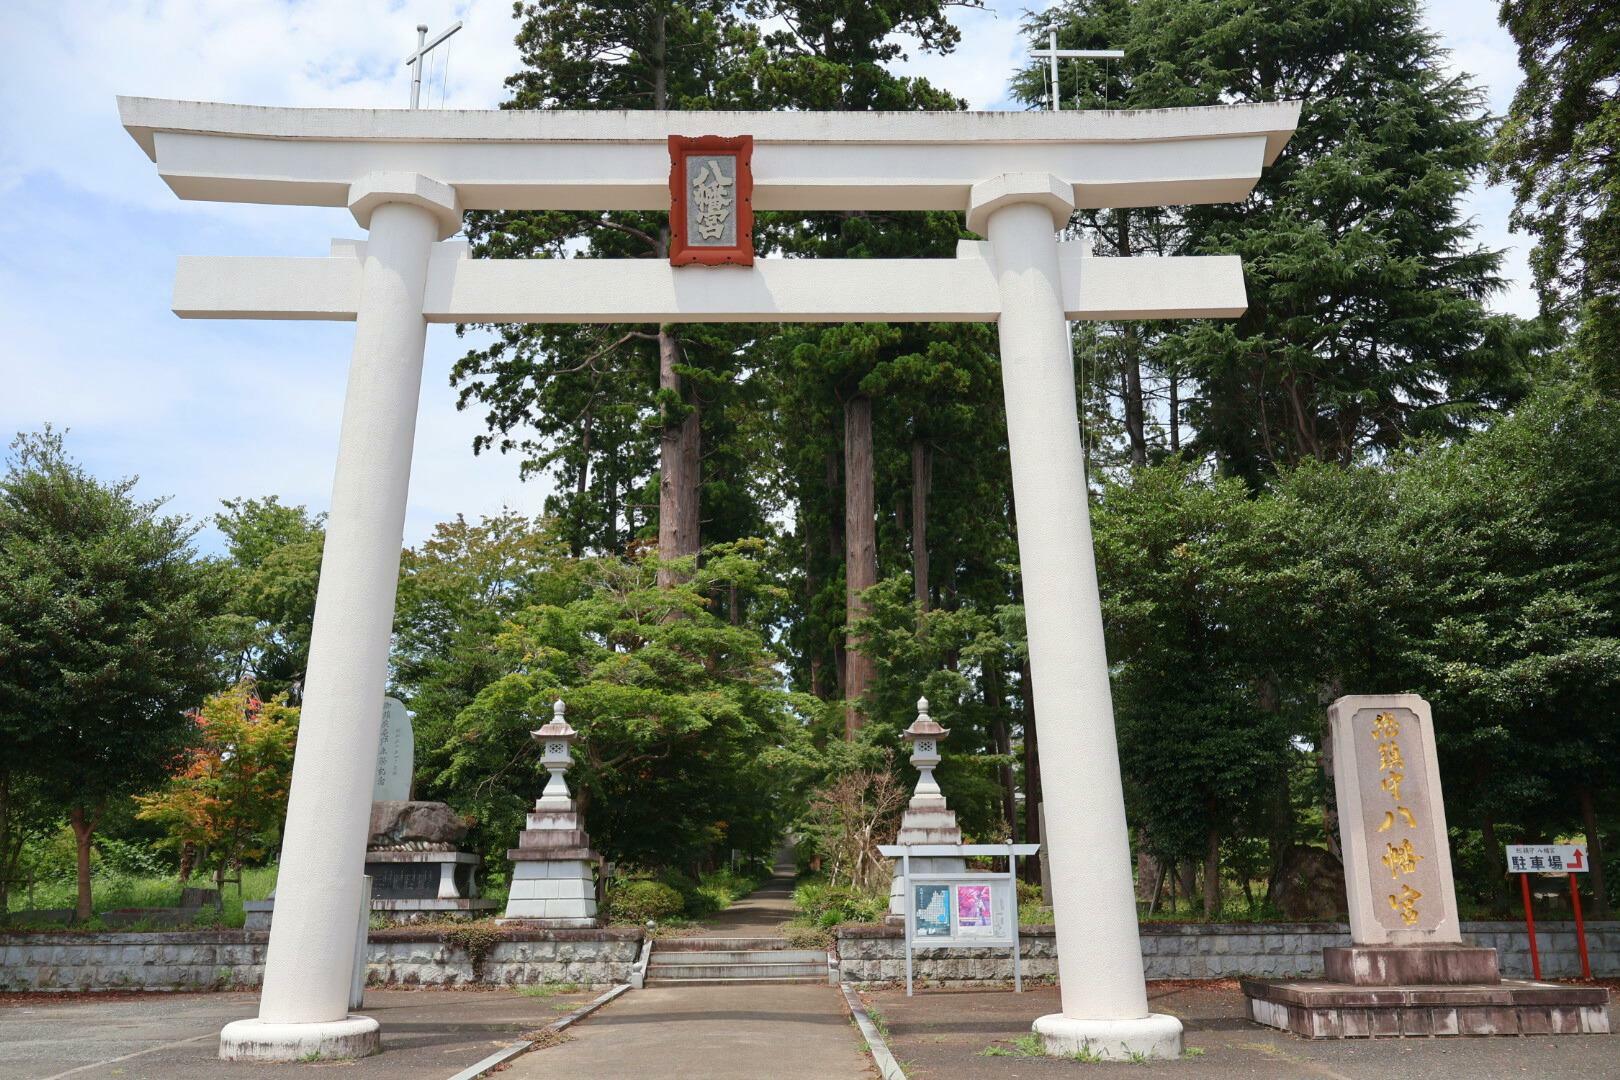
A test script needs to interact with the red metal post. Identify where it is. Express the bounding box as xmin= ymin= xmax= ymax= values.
xmin=1569 ymin=873 xmax=1592 ymax=981
xmin=1520 ymin=873 xmax=1542 ymax=980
